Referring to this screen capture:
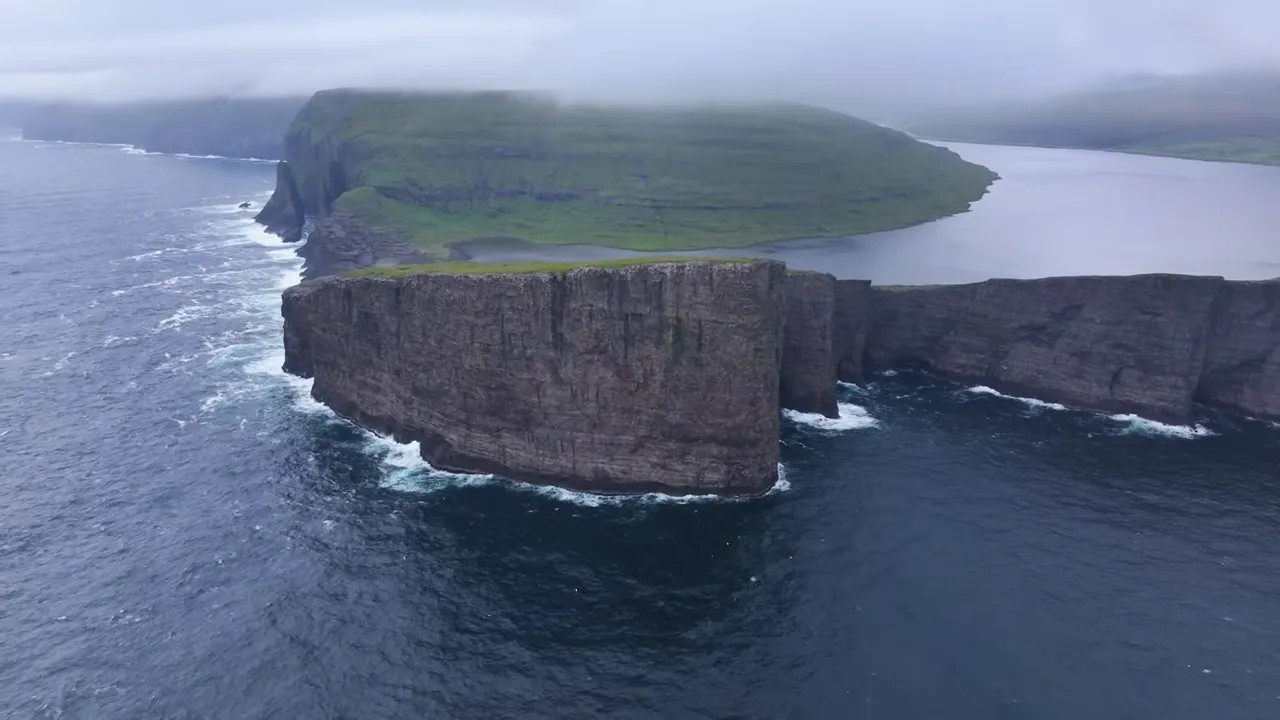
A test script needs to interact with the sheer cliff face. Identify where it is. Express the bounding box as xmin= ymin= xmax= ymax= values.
xmin=254 ymin=162 xmax=305 ymax=241
xmin=861 ymin=275 xmax=1280 ymax=423
xmin=283 ymin=261 xmax=785 ymax=496
xmin=833 ymin=280 xmax=872 ymax=383
xmin=1201 ymin=280 xmax=1280 ymax=418
xmin=865 ymin=275 xmax=1223 ymax=422
xmin=780 ymin=272 xmax=838 ymax=417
